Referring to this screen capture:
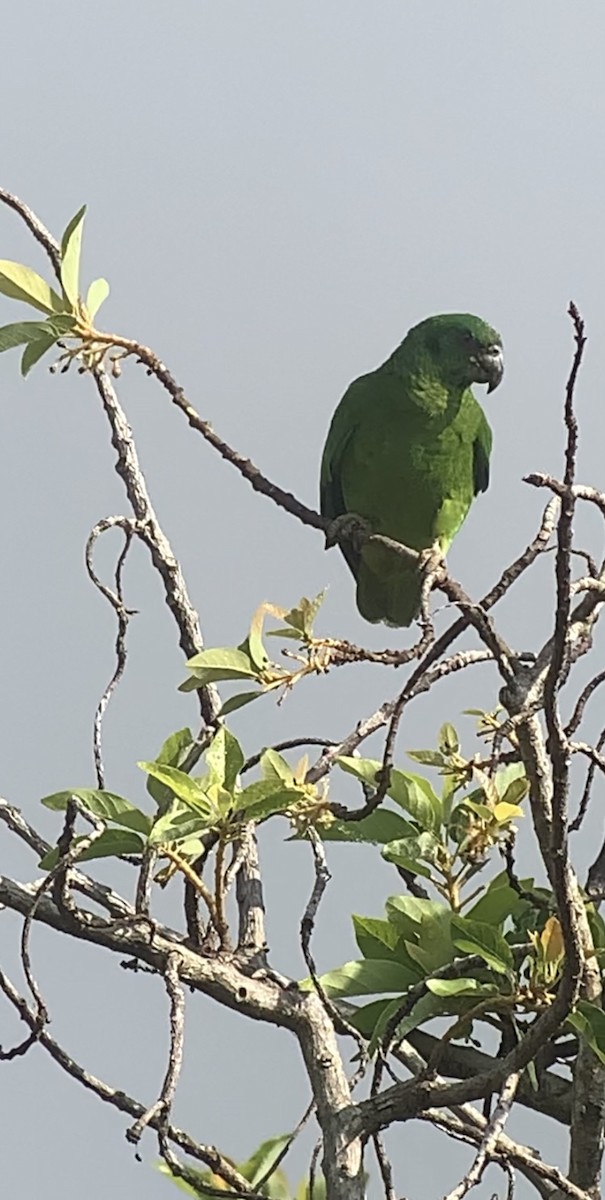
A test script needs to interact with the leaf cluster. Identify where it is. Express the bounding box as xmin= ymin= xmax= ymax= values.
xmin=0 ymin=205 xmax=109 ymax=376
xmin=39 ymin=726 xmax=329 ymax=877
